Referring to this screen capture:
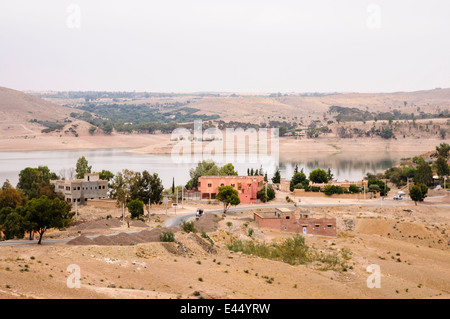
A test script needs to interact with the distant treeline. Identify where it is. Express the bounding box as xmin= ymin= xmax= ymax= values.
xmin=329 ymin=105 xmax=450 ymax=123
